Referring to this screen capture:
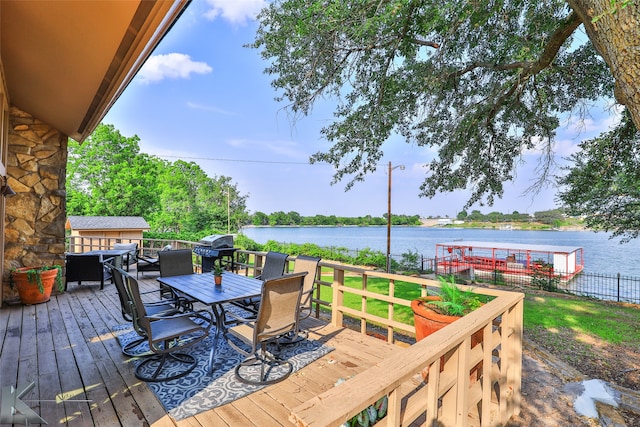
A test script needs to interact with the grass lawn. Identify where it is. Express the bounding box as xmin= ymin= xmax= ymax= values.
xmin=317 ymin=273 xmax=640 ymax=349
xmin=523 ymin=292 xmax=640 ymax=346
